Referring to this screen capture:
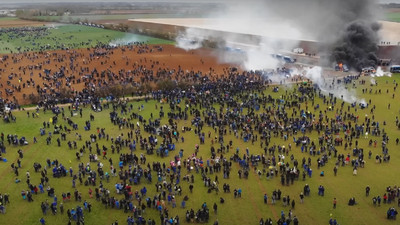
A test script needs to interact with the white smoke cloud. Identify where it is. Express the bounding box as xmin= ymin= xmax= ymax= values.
xmin=303 ymin=66 xmax=364 ymax=104
xmin=173 ymin=0 xmax=386 ymax=106
xmin=371 ymin=66 xmax=392 ymax=77
xmin=174 ymin=1 xmax=310 ymax=71
xmin=370 ymin=78 xmax=376 ymax=85
xmin=175 ymin=30 xmax=297 ymax=71
xmin=175 ymin=28 xmax=205 ymax=51
xmin=109 ymin=36 xmax=142 ymax=47
xmin=242 ymin=48 xmax=277 ymax=71
xmin=174 ymin=0 xmax=383 ymax=71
